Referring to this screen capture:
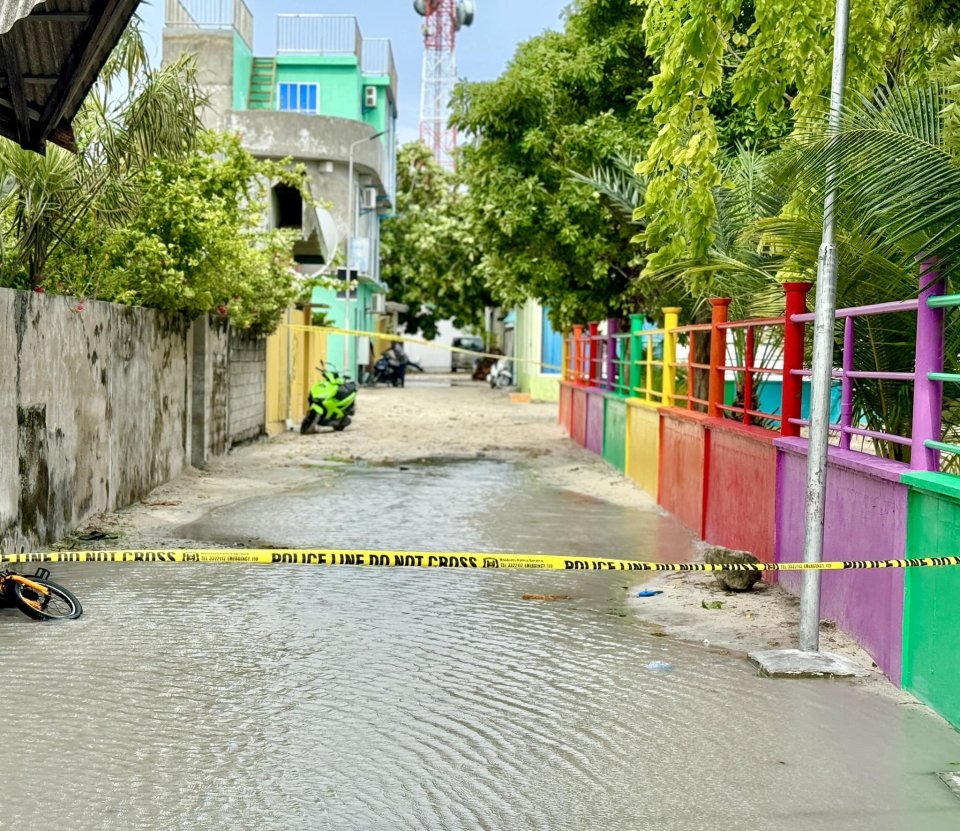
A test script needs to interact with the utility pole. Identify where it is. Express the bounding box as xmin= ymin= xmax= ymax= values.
xmin=345 ymin=130 xmax=384 ymax=379
xmin=799 ymin=0 xmax=851 ymax=652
